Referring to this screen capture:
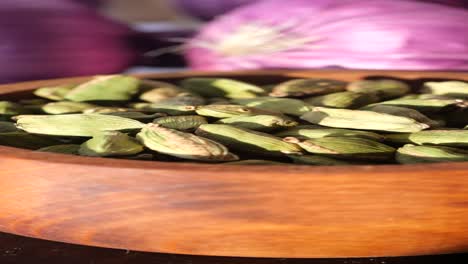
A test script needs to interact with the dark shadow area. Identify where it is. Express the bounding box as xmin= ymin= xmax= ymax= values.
xmin=0 ymin=232 xmax=467 ymax=264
